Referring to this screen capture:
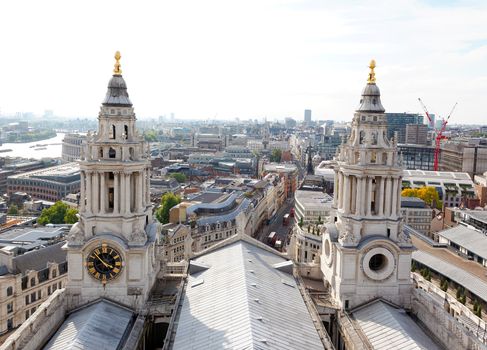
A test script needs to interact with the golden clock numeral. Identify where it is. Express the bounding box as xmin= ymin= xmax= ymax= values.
xmin=95 ymin=249 xmax=101 ymax=255
xmin=112 ymin=267 xmax=120 ymax=274
xmin=102 ymin=274 xmax=107 ymax=281
xmin=102 ymin=246 xmax=108 ymax=254
xmin=88 ymin=262 xmax=94 ymax=267
xmin=94 ymin=272 xmax=101 ymax=279
xmin=109 ymin=249 xmax=114 ymax=255
xmin=113 ymin=255 xmax=120 ymax=260
xmin=115 ymin=261 xmax=121 ymax=267
xmin=89 ymin=267 xmax=96 ymax=274
xmin=110 ymin=273 xmax=115 ymax=279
